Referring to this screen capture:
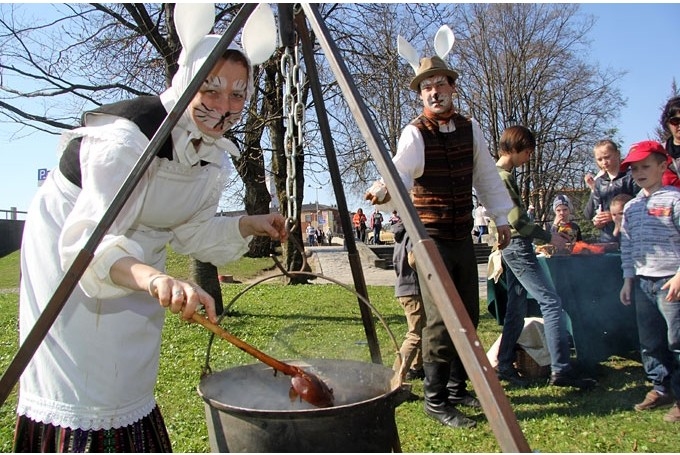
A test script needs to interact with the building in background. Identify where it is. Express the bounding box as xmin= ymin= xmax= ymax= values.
xmin=218 ymin=204 xmax=343 ymax=237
